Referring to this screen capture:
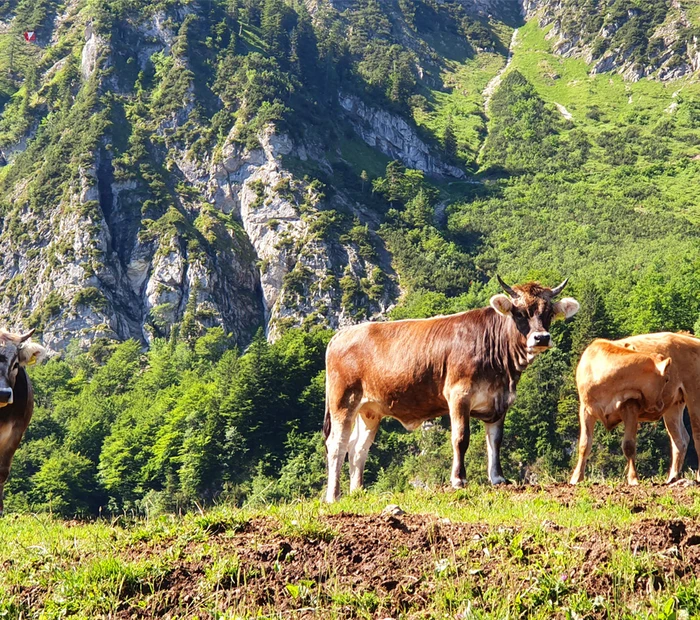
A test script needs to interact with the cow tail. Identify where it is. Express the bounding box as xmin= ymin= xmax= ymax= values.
xmin=323 ymin=391 xmax=331 ymax=442
xmin=323 ymin=342 xmax=333 ymax=451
